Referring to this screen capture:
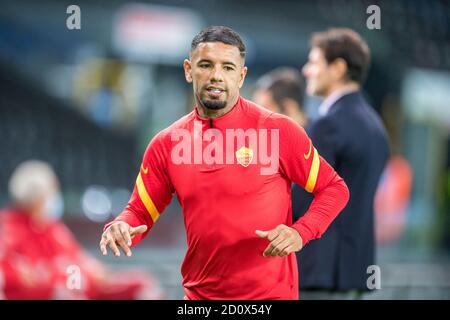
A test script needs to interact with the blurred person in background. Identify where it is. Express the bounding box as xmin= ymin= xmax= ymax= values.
xmin=294 ymin=28 xmax=390 ymax=299
xmin=253 ymin=67 xmax=308 ymax=128
xmin=374 ymin=155 xmax=413 ymax=244
xmin=0 ymin=160 xmax=164 ymax=300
